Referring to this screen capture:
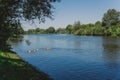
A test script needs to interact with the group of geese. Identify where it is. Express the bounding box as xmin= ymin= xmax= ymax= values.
xmin=27 ymin=48 xmax=51 ymax=53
